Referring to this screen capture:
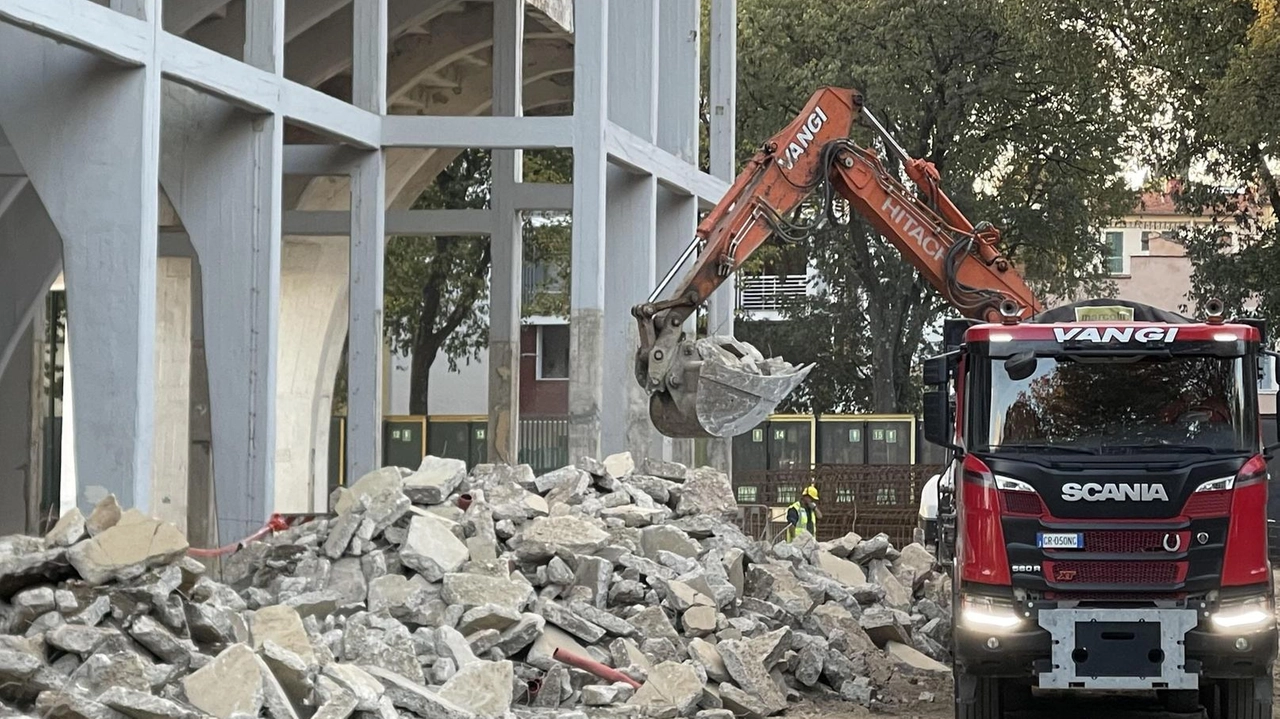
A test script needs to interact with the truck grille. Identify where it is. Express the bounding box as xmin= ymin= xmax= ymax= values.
xmin=1043 ymin=560 xmax=1185 ymax=586
xmin=1083 ymin=530 xmax=1190 ymax=554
